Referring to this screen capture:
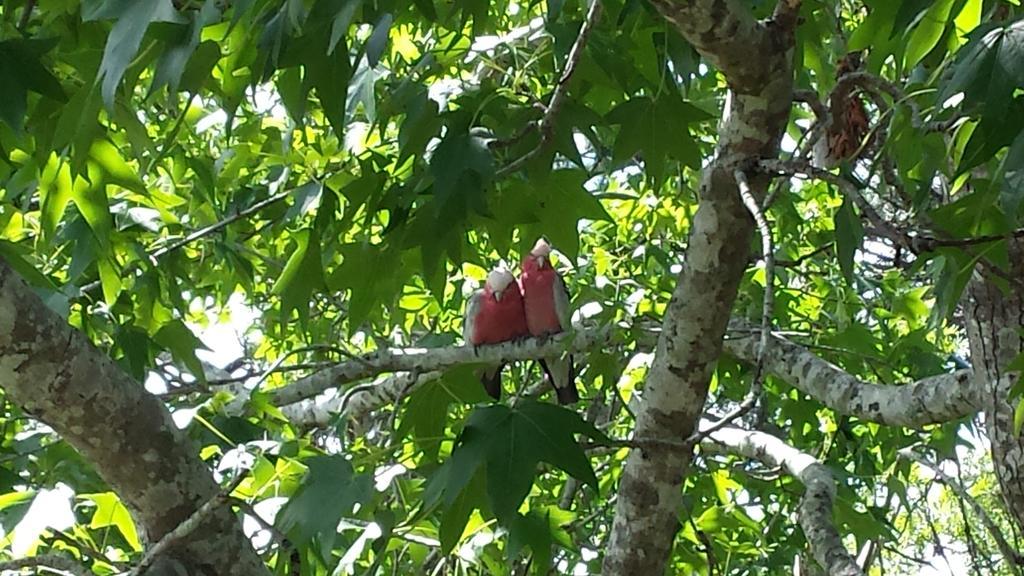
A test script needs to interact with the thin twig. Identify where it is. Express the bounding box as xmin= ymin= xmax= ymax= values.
xmin=129 ymin=473 xmax=248 ymax=576
xmin=775 ymin=242 xmax=833 ymax=268
xmin=899 ymin=447 xmax=1024 ymax=571
xmin=836 ymin=72 xmax=961 ymax=133
xmin=232 ymin=498 xmax=292 ymax=555
xmin=762 ymin=158 xmax=1024 ymax=287
xmin=0 ymin=555 xmax=94 ymax=576
xmin=144 ymin=92 xmax=199 ymax=176
xmin=494 ymin=0 xmax=602 ymax=178
xmin=48 ymin=529 xmax=131 ymax=572
xmin=149 ymin=188 xmax=298 ymax=261
xmin=17 ymin=0 xmax=36 ymax=31
xmin=684 ymin=170 xmax=775 ymax=445
xmin=79 ymin=187 xmax=297 ymax=296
